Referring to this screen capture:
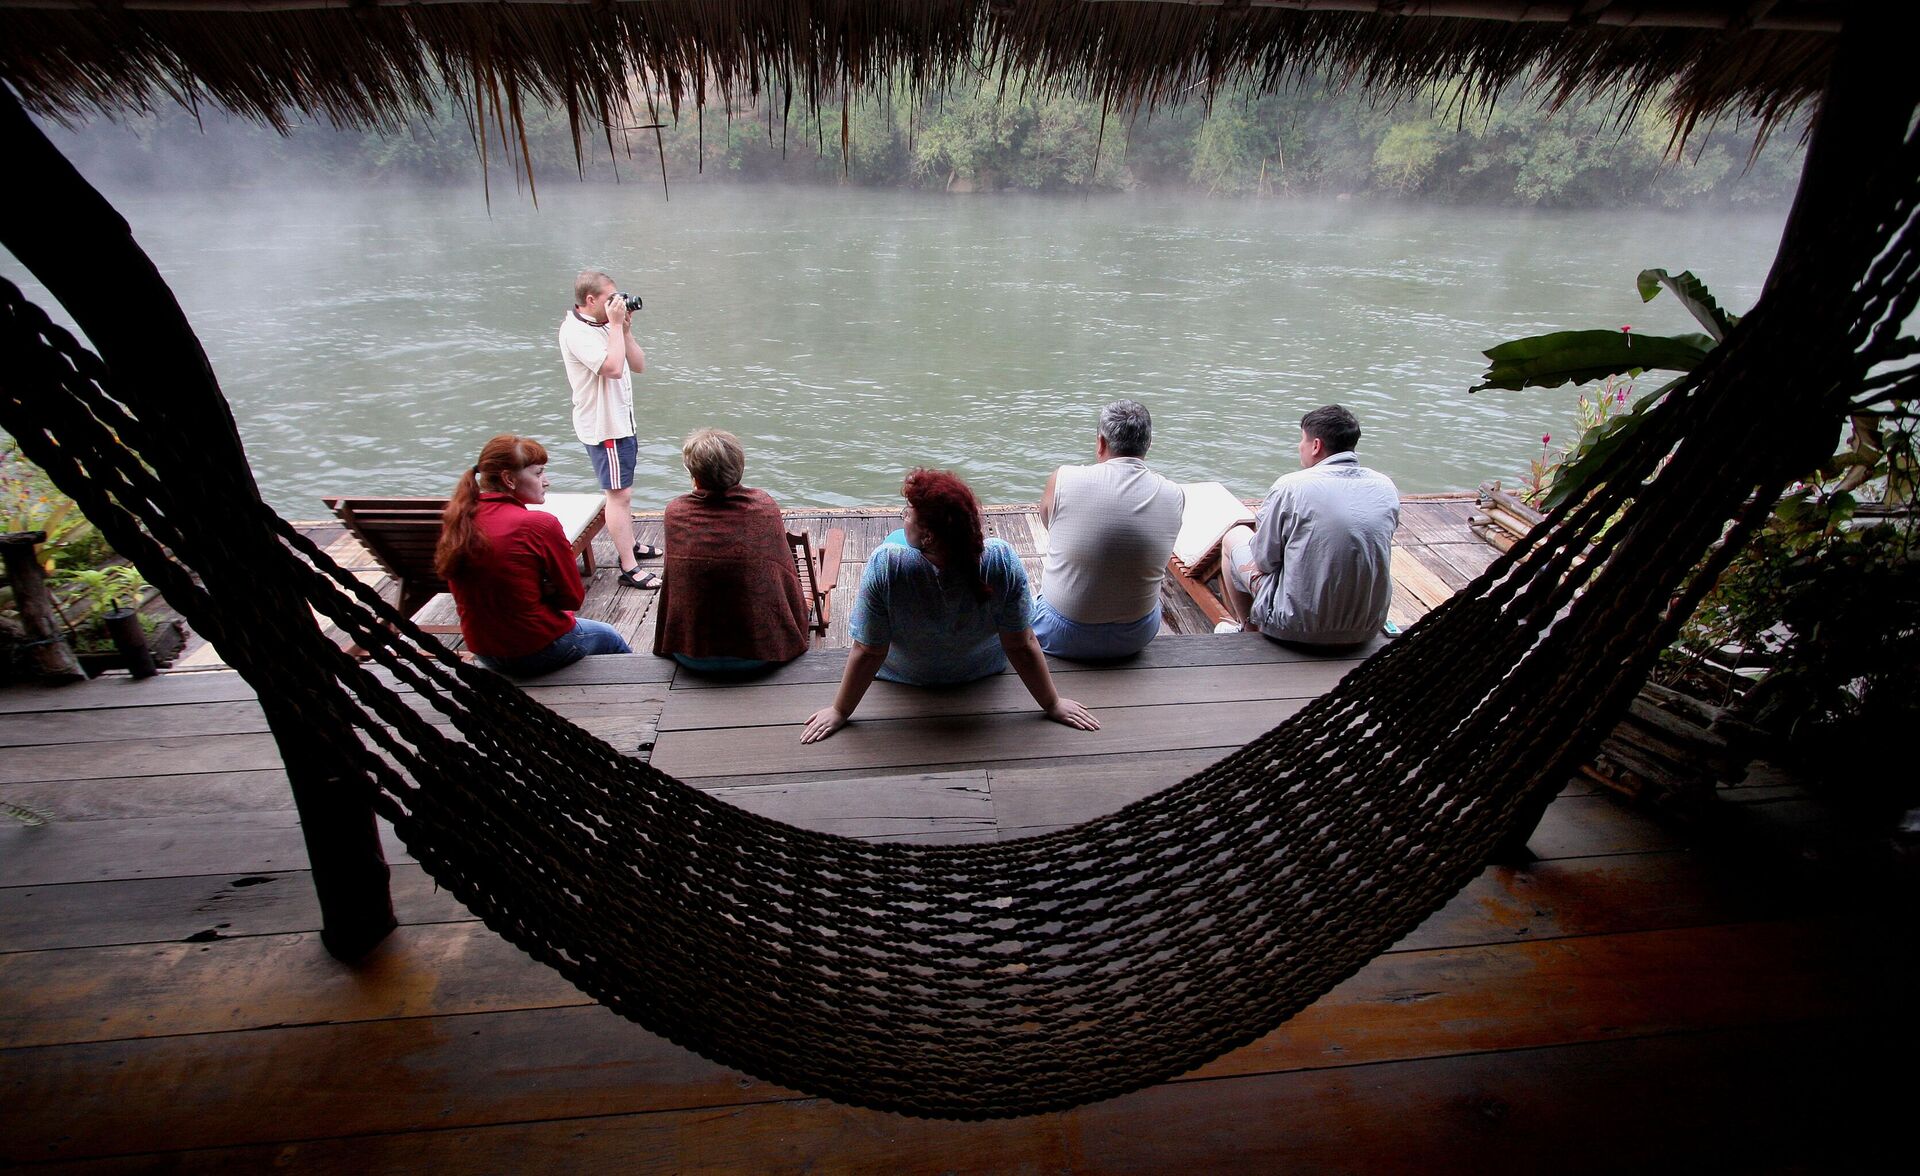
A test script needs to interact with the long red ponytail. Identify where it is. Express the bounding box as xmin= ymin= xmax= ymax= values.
xmin=435 ymin=434 xmax=549 ymax=578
